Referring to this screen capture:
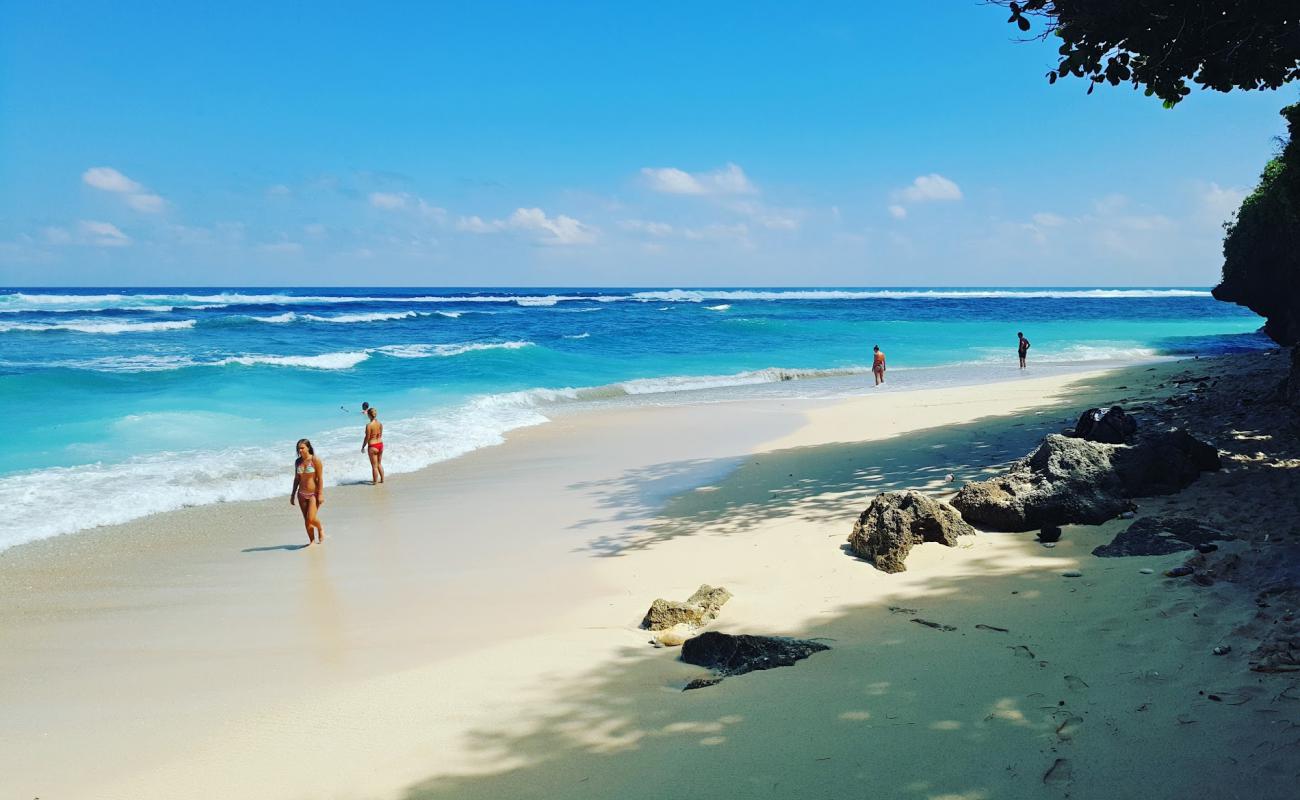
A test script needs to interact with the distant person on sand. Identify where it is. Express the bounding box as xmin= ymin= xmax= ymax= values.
xmin=290 ymin=439 xmax=324 ymax=544
xmin=362 ymin=407 xmax=385 ymax=485
xmin=872 ymin=345 xmax=886 ymax=386
xmin=1018 ymin=331 xmax=1031 ymax=369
